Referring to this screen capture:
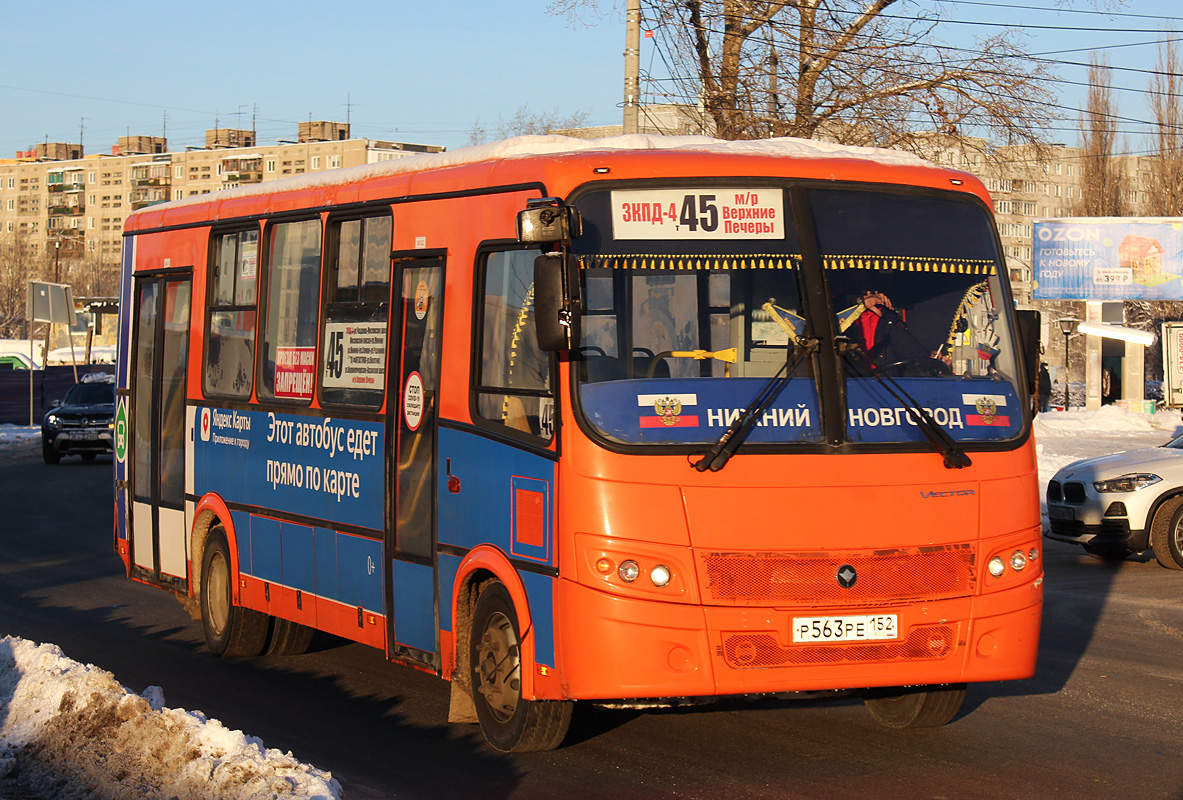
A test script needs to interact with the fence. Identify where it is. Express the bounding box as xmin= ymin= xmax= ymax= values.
xmin=0 ymin=366 xmax=116 ymax=425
